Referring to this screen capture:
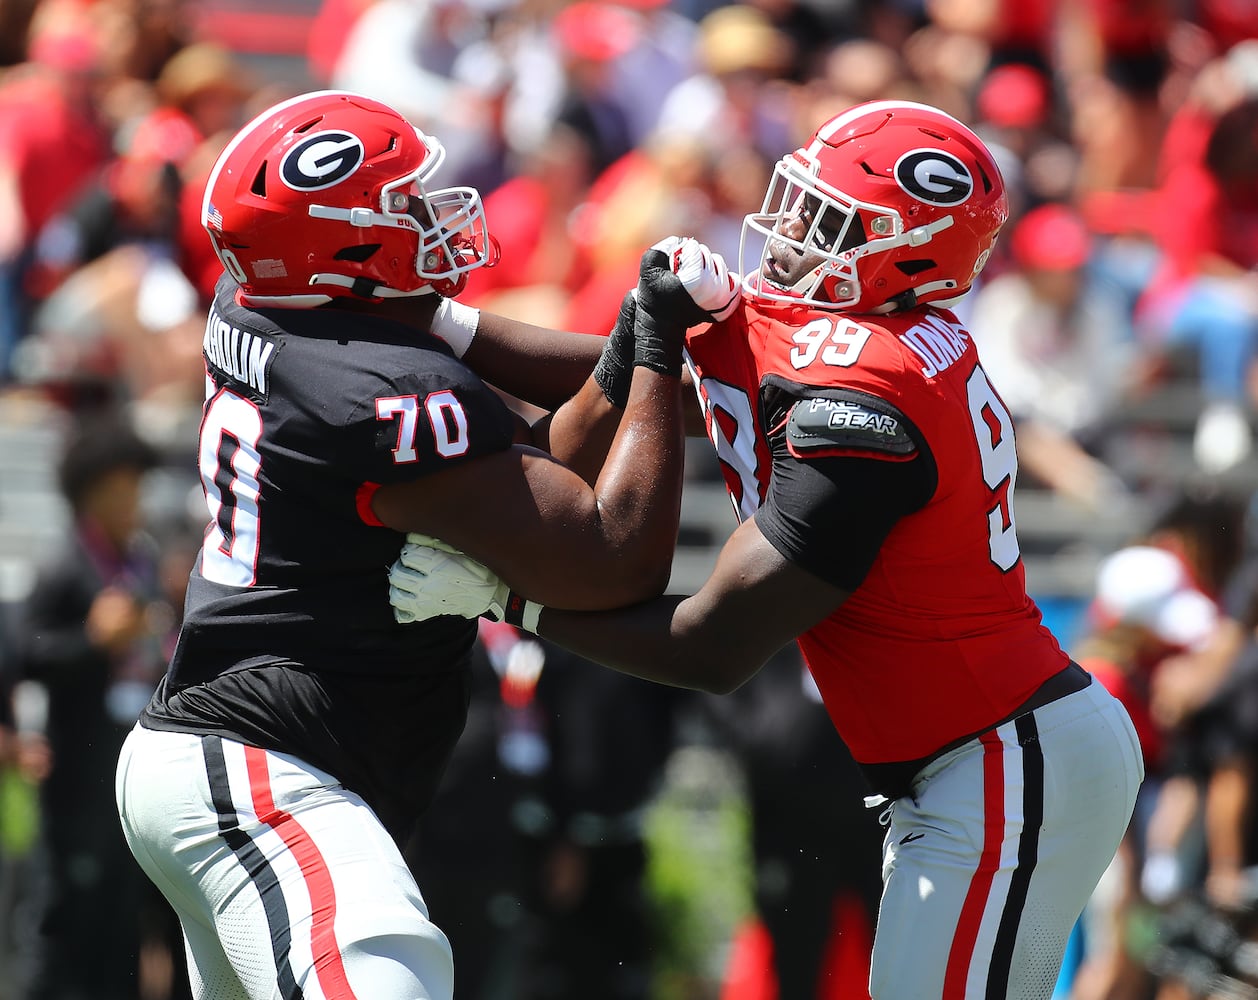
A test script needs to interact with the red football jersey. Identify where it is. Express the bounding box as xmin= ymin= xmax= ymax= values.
xmin=684 ymin=301 xmax=1069 ymax=764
